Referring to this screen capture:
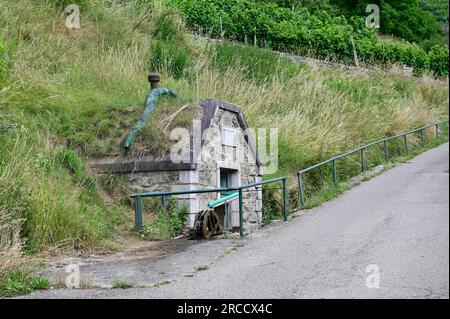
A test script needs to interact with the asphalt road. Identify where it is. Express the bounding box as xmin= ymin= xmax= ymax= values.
xmin=24 ymin=143 xmax=449 ymax=299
